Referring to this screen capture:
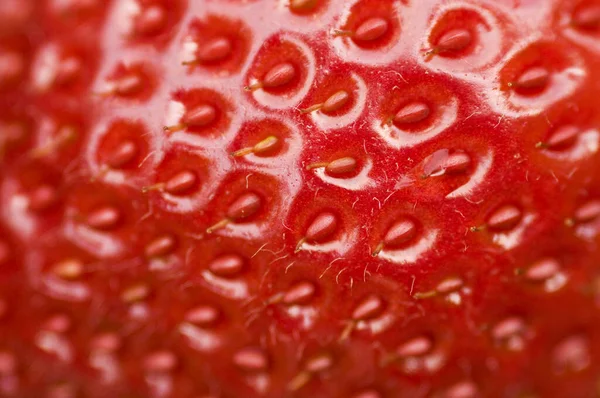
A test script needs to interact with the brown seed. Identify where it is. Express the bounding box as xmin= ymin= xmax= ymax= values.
xmin=233 ymin=347 xmax=269 ymax=372
xmin=572 ymin=5 xmax=600 ymax=29
xmin=354 ymin=17 xmax=389 ymax=42
xmin=574 ymin=200 xmax=600 ymax=223
xmin=305 ymin=212 xmax=338 ymax=243
xmin=525 ymin=258 xmax=560 ymax=282
xmin=232 ymin=136 xmax=281 ymax=157
xmin=86 ymin=206 xmax=121 ymax=230
xmin=185 ymin=305 xmax=220 ymax=326
xmin=91 ymin=332 xmax=122 ymax=352
xmin=55 ymin=57 xmax=82 ymax=86
xmin=0 ymin=241 xmax=10 ymax=266
xmin=106 ymin=140 xmax=138 ymax=168
xmin=226 ymin=192 xmax=262 ymax=221
xmin=393 ymin=102 xmax=431 ymax=125
xmin=322 ymin=90 xmax=351 ymax=114
xmin=253 ymin=135 xmax=280 ymax=156
xmin=492 ymin=317 xmax=525 ymax=341
xmin=0 ymin=298 xmax=7 ymax=319
xmin=326 ymin=157 xmax=357 ymax=175
xmin=553 ymin=335 xmax=590 ymax=373
xmin=43 ymin=314 xmax=72 ymax=333
xmin=545 ymin=125 xmax=579 ymax=150
xmin=487 ymin=205 xmax=522 ymax=231
xmin=305 ymin=353 xmax=333 ymax=373
xmin=514 ymin=66 xmax=550 ymax=90
xmin=0 ymin=351 xmax=16 ymax=374
xmin=52 ymin=258 xmax=84 ymax=280
xmin=353 ymin=390 xmax=382 ymax=398
xmin=113 ymin=73 xmax=143 ymax=96
xmin=0 ymin=51 xmax=24 ymax=85
xmin=29 ymin=184 xmax=59 ymax=212
xmin=183 ymin=104 xmax=217 ymax=128
xmin=283 ymin=281 xmax=316 ymax=305
xmin=436 ymin=277 xmax=463 ymax=294
xmin=121 ymin=284 xmax=149 ymax=303
xmin=197 ymin=37 xmax=232 ymax=63
xmin=424 ymin=150 xmax=471 ymax=177
xmin=134 ymin=5 xmax=167 ymax=36
xmin=397 ymin=336 xmax=432 ymax=357
xmin=164 ymin=170 xmax=198 ymax=196
xmin=384 ymin=218 xmax=418 ymax=248
xmin=46 ymin=383 xmax=78 ymax=398
xmin=145 ymin=234 xmax=177 ymax=258
xmin=263 ymin=62 xmax=296 ymax=88
xmin=290 ymin=0 xmax=318 ymax=12
xmin=352 ymin=295 xmax=384 ymax=321
xmin=435 ymin=29 xmax=472 ymax=53
xmin=445 ymin=381 xmax=478 ymax=398
xmin=209 ymin=254 xmax=244 ymax=277
xmin=143 ymin=350 xmax=178 ymax=373
xmin=443 ymin=152 xmax=471 ymax=173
